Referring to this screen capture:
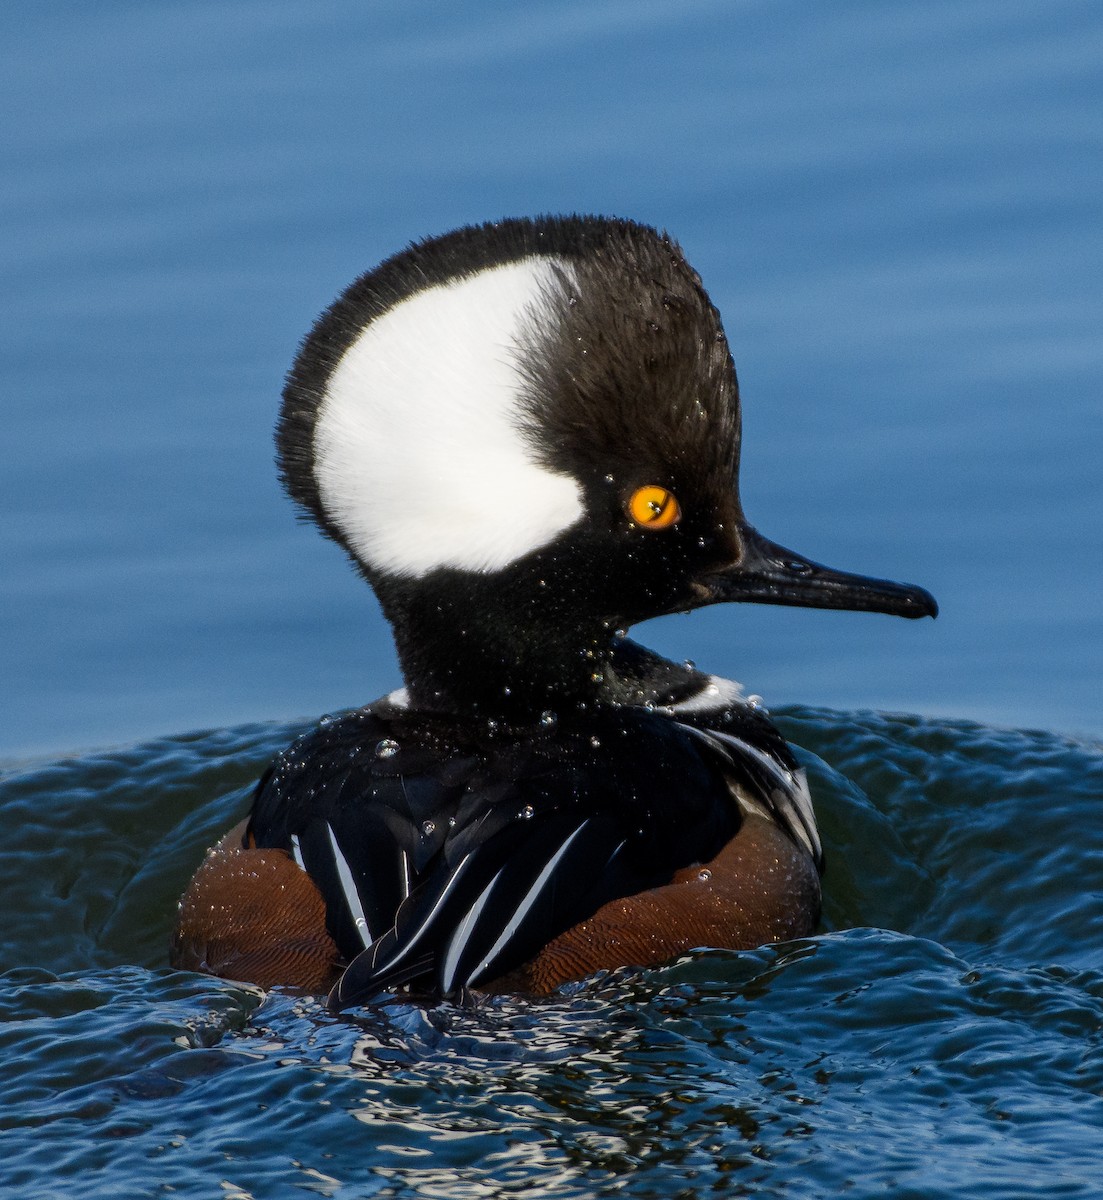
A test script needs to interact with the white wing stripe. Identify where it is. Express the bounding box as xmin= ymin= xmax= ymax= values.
xmin=400 ymin=849 xmax=413 ymax=900
xmin=374 ymin=852 xmax=474 ymax=973
xmin=470 ymin=820 xmax=592 ymax=983
xmin=439 ymin=867 xmax=507 ymax=994
xmin=326 ymin=822 xmax=372 ymax=948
